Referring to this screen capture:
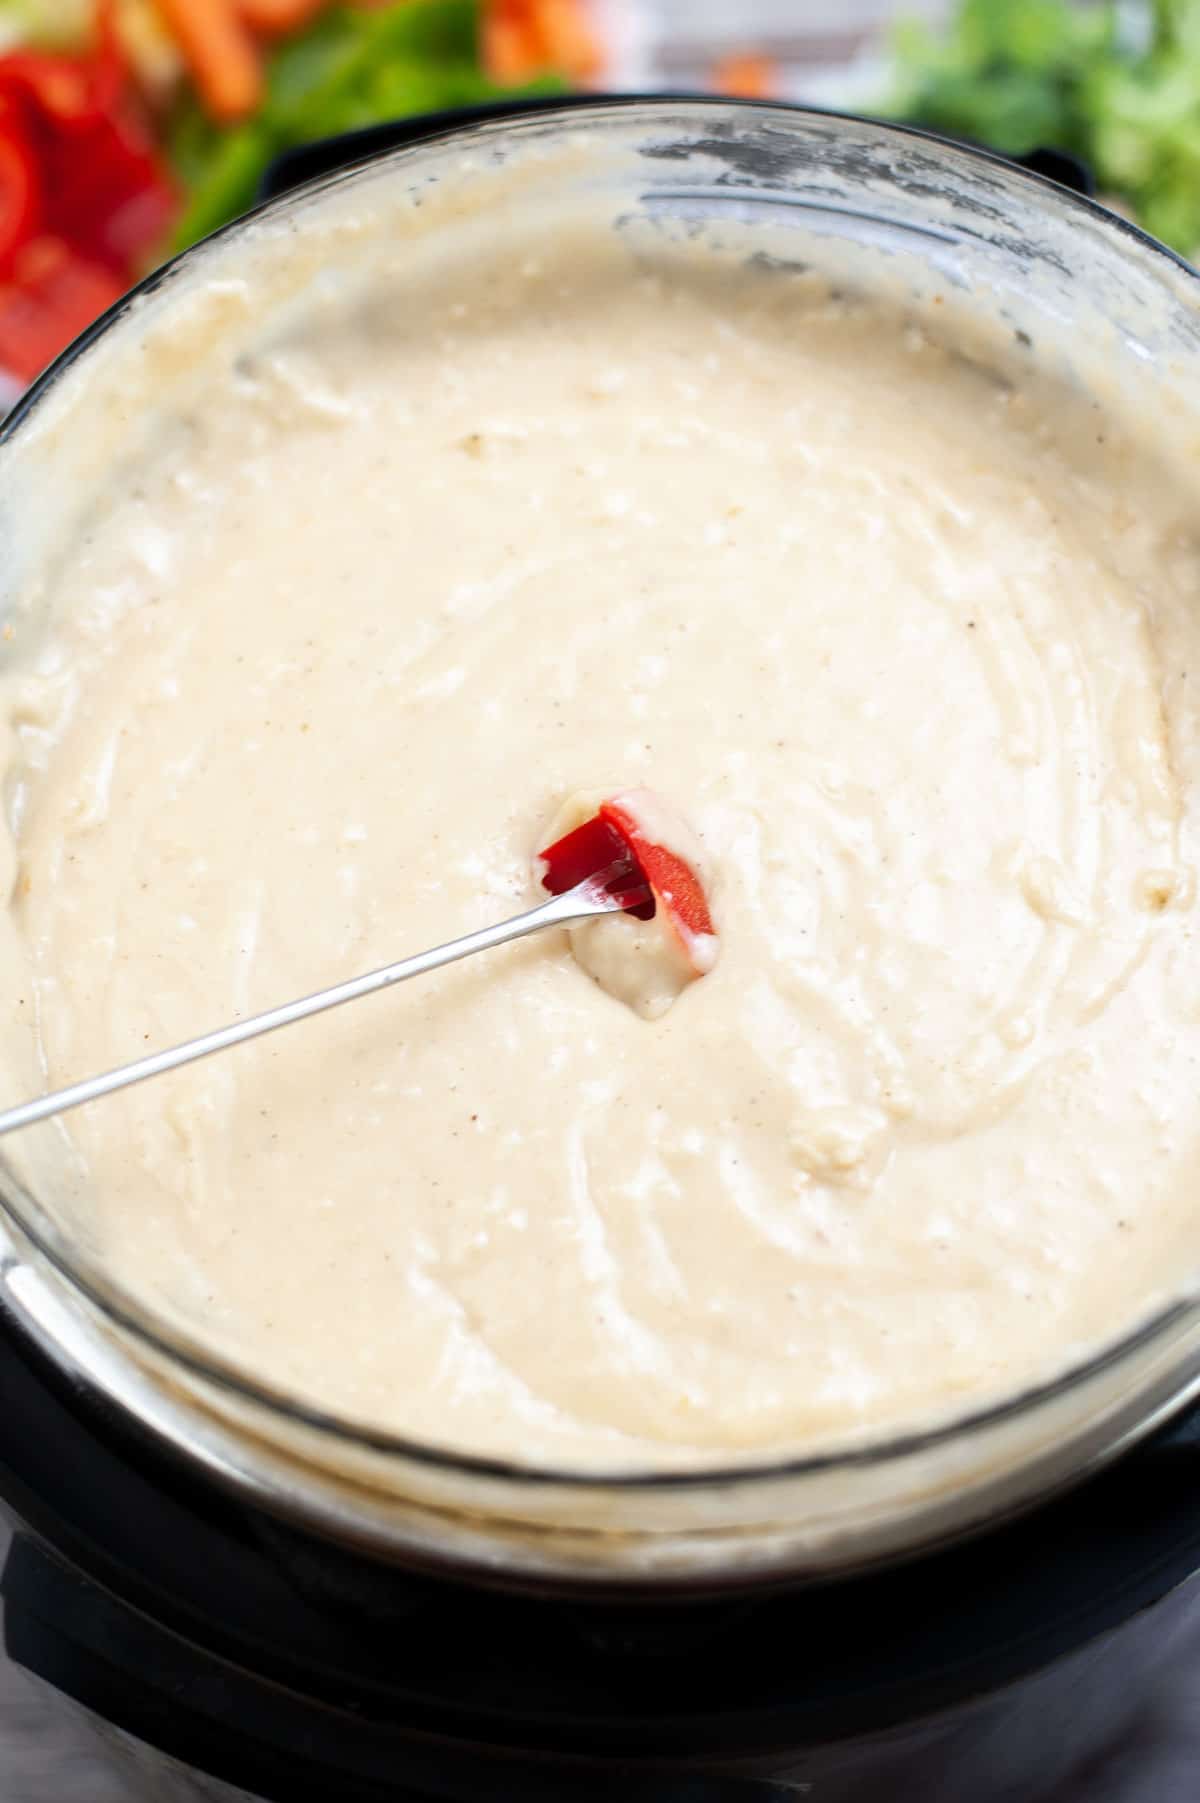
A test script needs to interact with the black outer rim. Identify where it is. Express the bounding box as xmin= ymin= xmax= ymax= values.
xmin=257 ymin=94 xmax=1098 ymax=205
xmin=0 ymin=96 xmax=1197 ymax=1505
xmin=2 ymin=1293 xmax=1200 ymax=1775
